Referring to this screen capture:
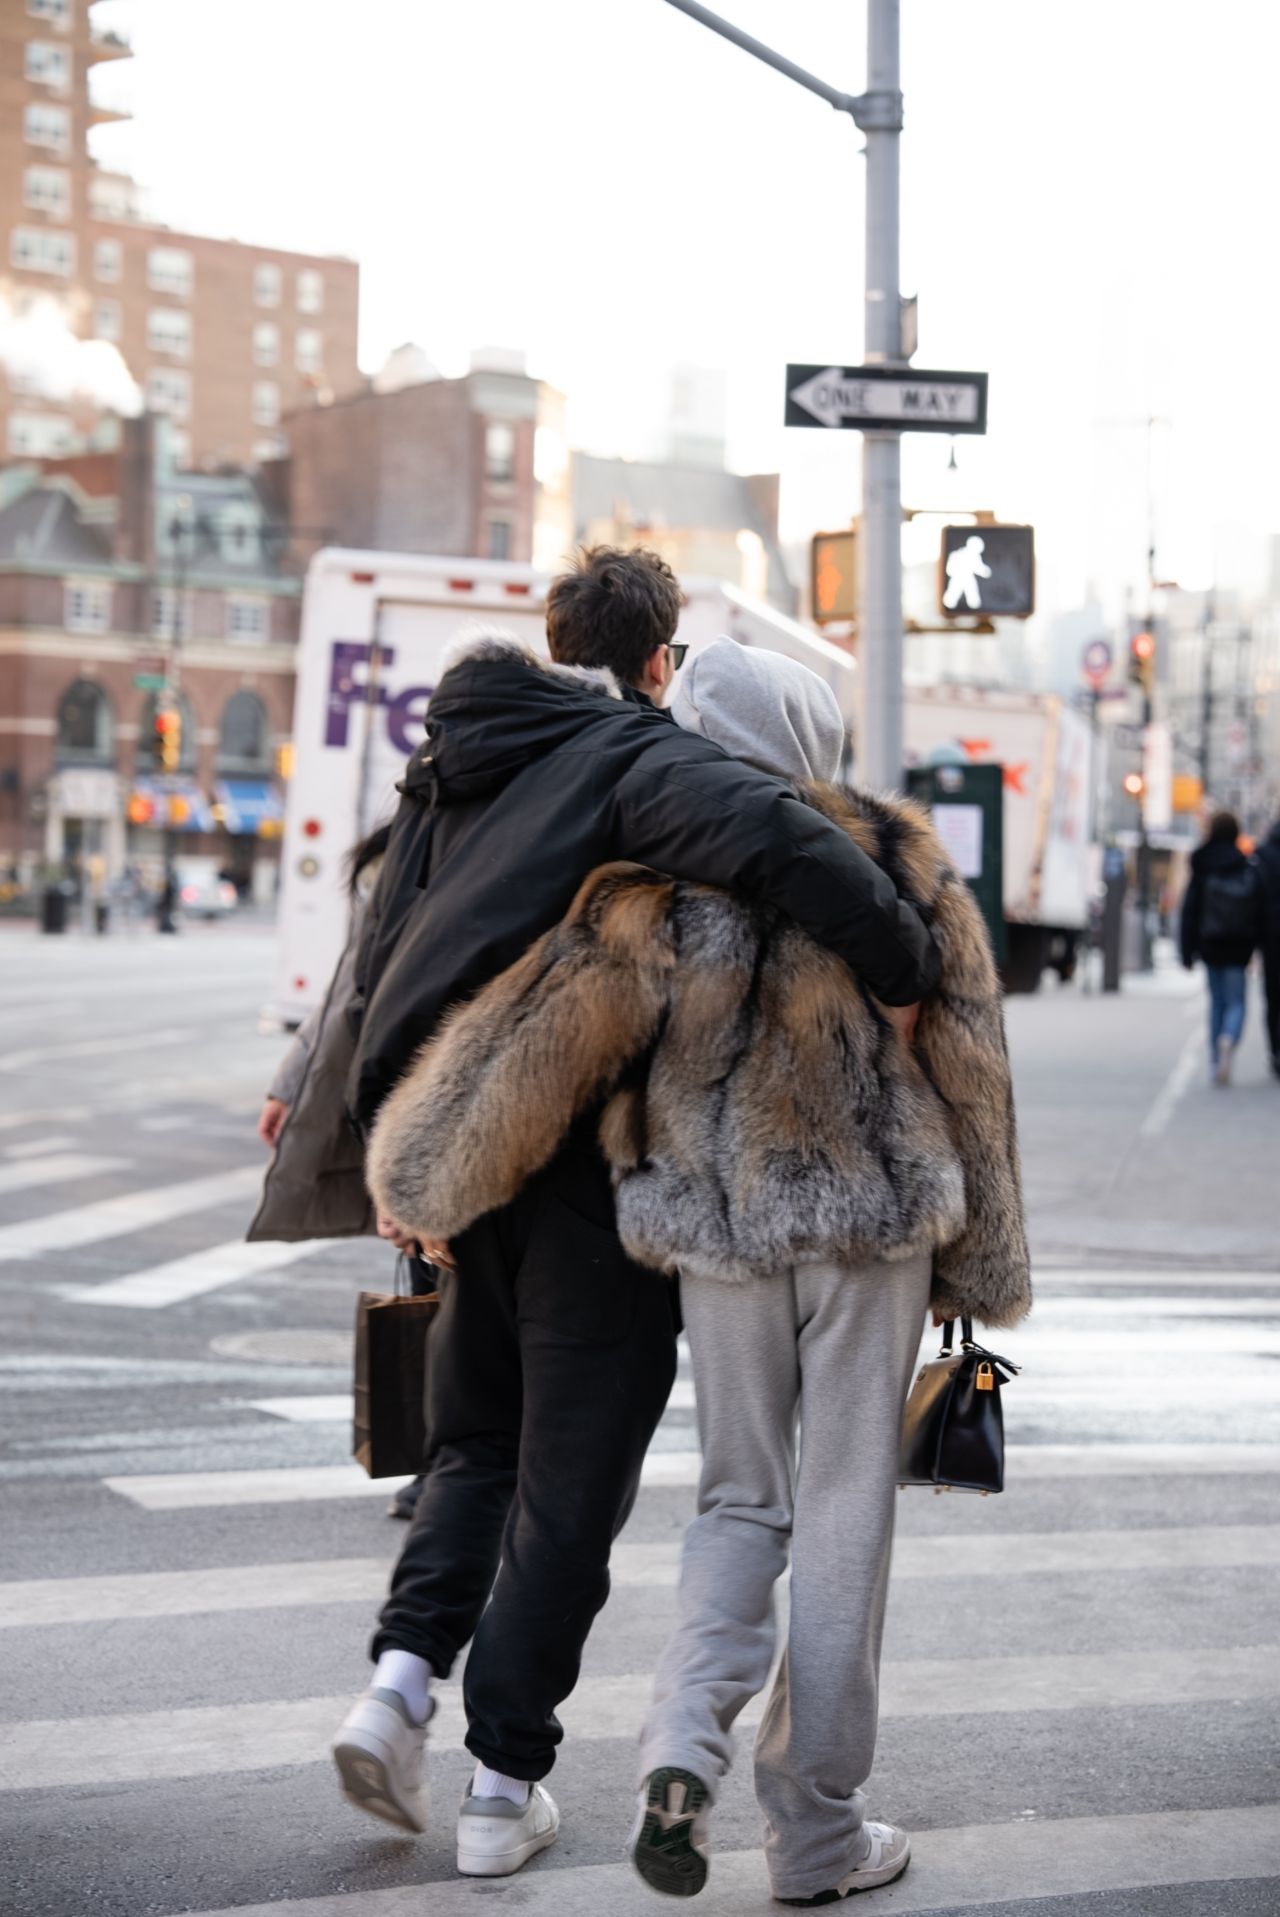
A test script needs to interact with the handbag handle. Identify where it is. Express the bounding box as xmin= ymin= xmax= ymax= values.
xmin=939 ymin=1315 xmax=1021 ymax=1374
